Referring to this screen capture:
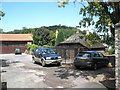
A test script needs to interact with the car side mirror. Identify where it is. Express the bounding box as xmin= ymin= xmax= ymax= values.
xmin=53 ymin=49 xmax=57 ymax=54
xmin=55 ymin=51 xmax=57 ymax=54
xmin=38 ymin=53 xmax=42 ymax=57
